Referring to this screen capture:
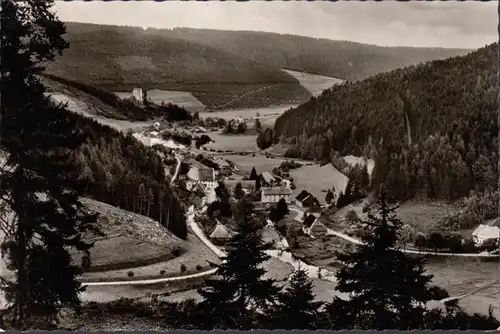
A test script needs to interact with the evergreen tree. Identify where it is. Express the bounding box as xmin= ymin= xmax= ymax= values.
xmin=325 ymin=190 xmax=334 ymax=205
xmin=272 ymin=266 xmax=323 ymax=329
xmin=249 ymin=167 xmax=258 ymax=181
xmin=197 ymin=201 xmax=281 ymax=329
xmin=233 ymin=182 xmax=245 ymax=200
xmin=0 ymin=0 xmax=100 ymax=328
xmin=325 ymin=189 xmax=434 ymax=330
xmin=275 ymin=198 xmax=290 ymax=218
